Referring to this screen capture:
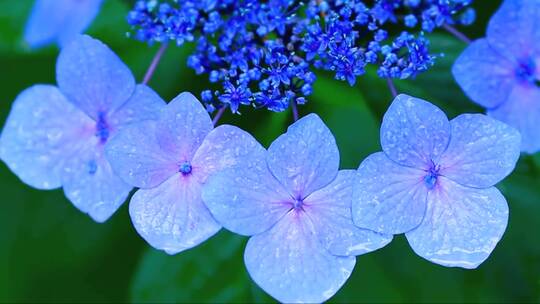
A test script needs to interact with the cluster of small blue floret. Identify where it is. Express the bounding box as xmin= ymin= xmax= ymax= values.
xmin=127 ymin=0 xmax=474 ymax=113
